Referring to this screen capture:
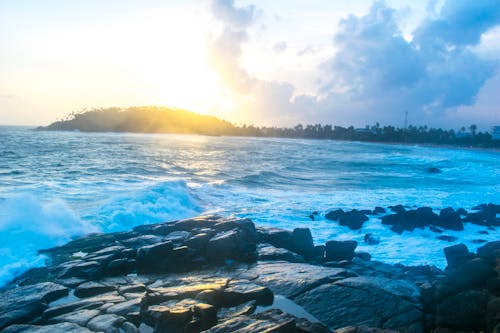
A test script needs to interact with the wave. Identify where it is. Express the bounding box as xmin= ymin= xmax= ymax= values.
xmin=0 ymin=180 xmax=202 ymax=285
